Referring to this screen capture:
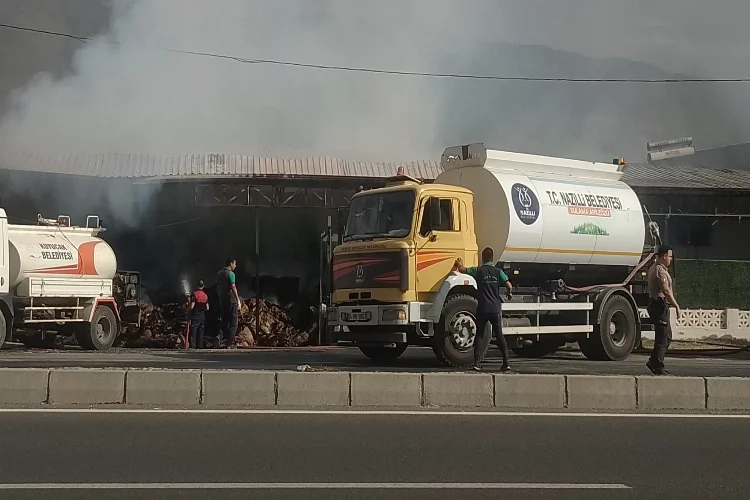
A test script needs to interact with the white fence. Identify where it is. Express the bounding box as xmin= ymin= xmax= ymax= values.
xmin=639 ymin=308 xmax=750 ymax=344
